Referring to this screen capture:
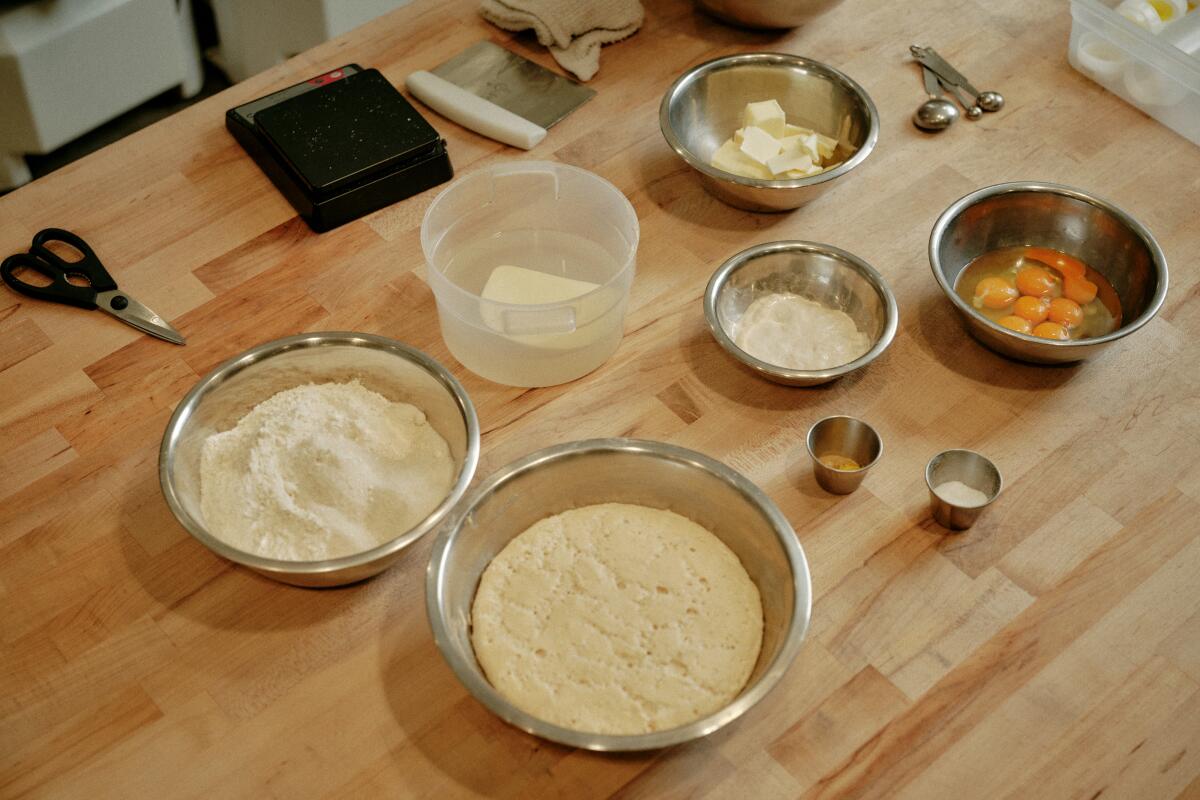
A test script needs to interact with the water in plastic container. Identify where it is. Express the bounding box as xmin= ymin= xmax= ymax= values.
xmin=422 ymin=162 xmax=639 ymax=387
